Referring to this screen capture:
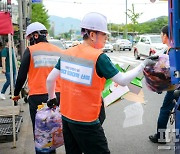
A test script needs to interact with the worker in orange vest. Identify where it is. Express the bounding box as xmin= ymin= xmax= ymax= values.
xmin=46 ymin=12 xmax=155 ymax=154
xmin=12 ymin=22 xmax=64 ymax=154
